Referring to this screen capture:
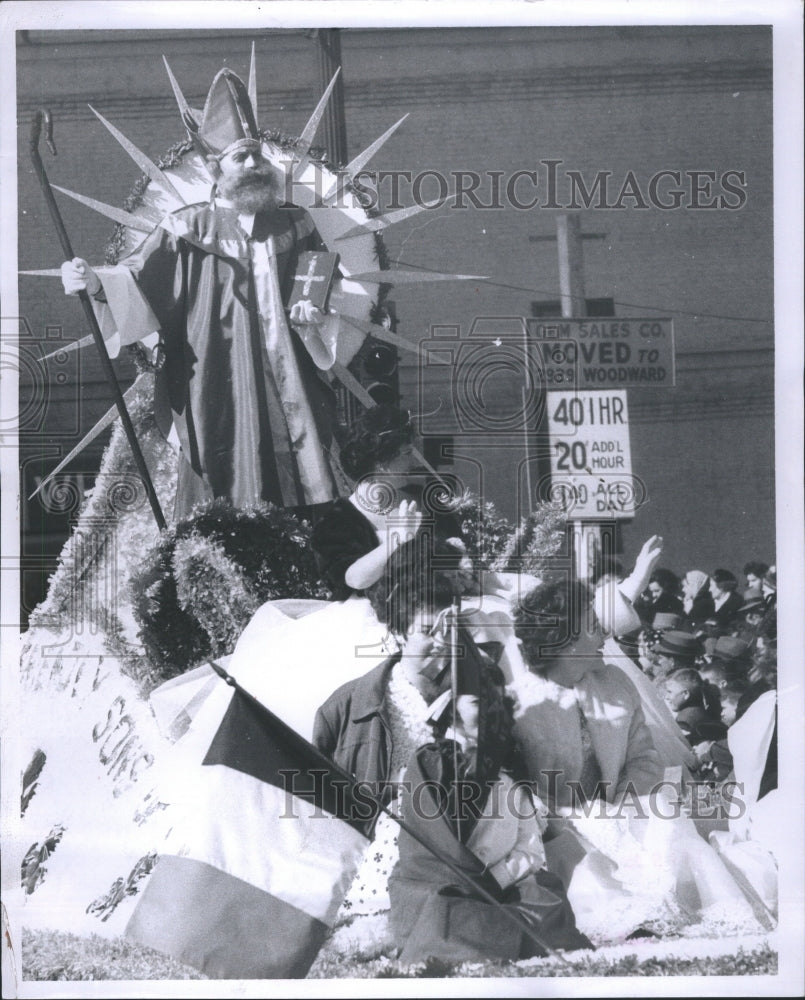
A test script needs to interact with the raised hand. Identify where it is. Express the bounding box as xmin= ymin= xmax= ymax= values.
xmin=633 ymin=534 xmax=664 ymax=578
xmin=61 ymin=257 xmax=101 ymax=296
xmin=617 ymin=533 xmax=665 ymax=605
xmin=387 ymin=499 xmax=423 ymax=543
xmin=342 ymin=499 xmax=423 ymax=592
